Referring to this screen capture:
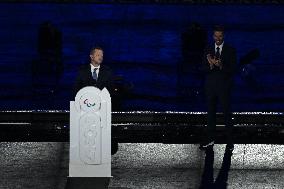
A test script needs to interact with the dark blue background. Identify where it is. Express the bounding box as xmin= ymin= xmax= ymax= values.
xmin=0 ymin=3 xmax=283 ymax=111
